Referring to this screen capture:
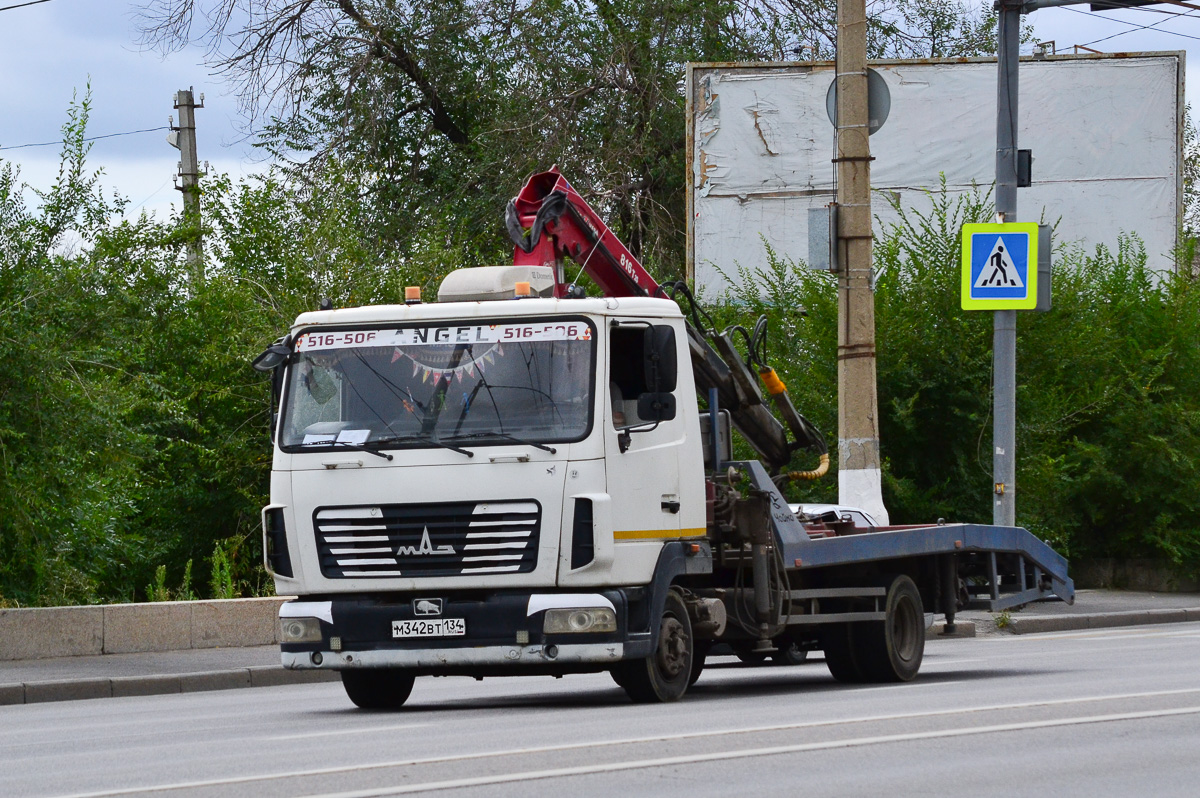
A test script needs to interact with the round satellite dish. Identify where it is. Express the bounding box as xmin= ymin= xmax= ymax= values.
xmin=826 ymin=68 xmax=891 ymax=135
